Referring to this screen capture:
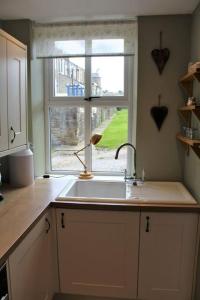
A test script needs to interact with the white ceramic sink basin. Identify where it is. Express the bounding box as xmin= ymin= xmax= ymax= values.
xmin=56 ymin=178 xmax=126 ymax=201
xmin=56 ymin=178 xmax=197 ymax=205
